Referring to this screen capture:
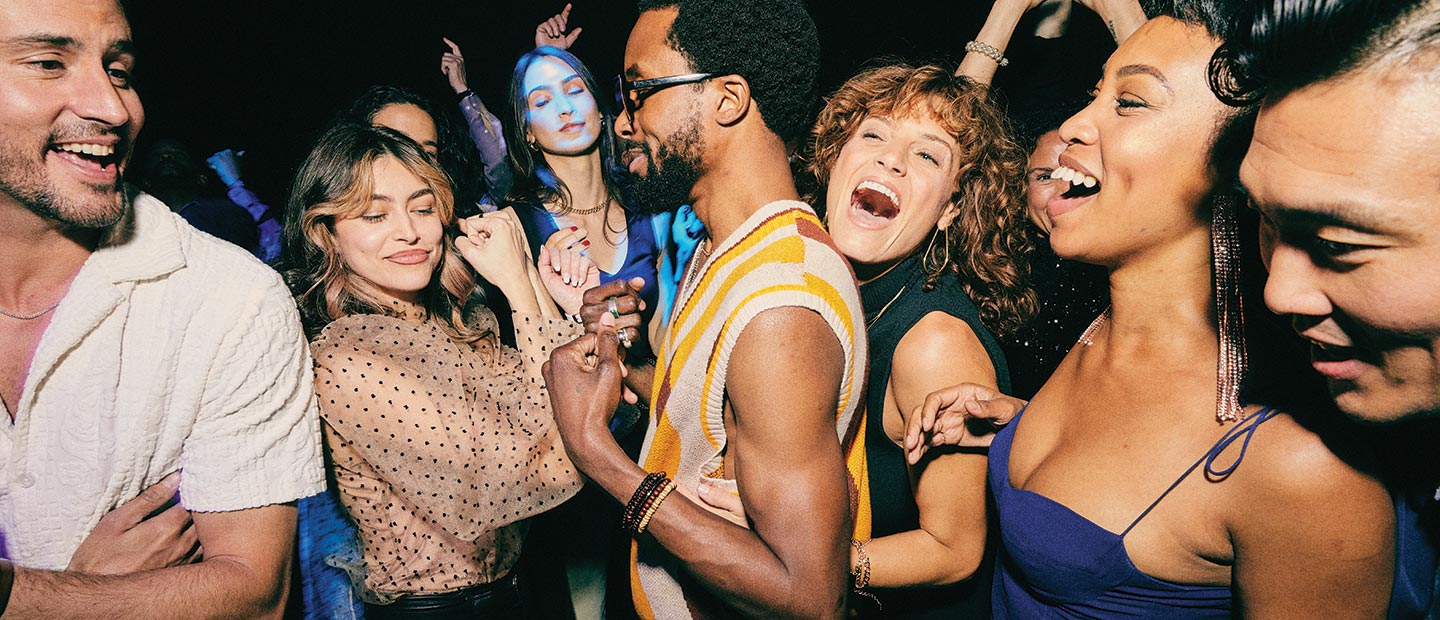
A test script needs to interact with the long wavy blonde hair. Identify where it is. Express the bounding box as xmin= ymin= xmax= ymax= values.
xmin=808 ymin=62 xmax=1037 ymax=335
xmin=281 ymin=123 xmax=485 ymax=344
